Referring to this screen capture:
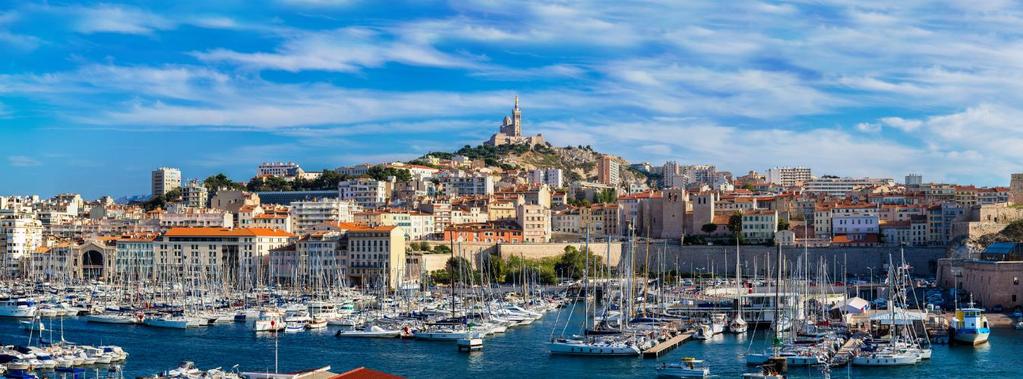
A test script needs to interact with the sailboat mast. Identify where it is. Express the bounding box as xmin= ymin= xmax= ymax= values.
xmin=772 ymin=243 xmax=782 ymax=356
